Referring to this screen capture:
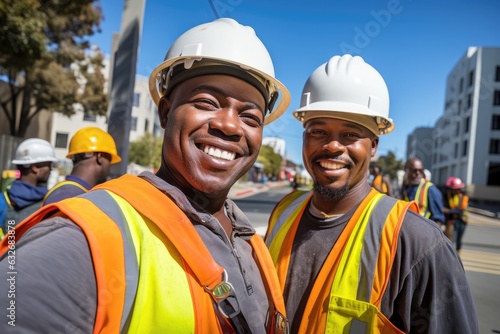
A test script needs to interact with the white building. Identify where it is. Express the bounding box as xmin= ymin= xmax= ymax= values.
xmin=431 ymin=47 xmax=500 ymax=202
